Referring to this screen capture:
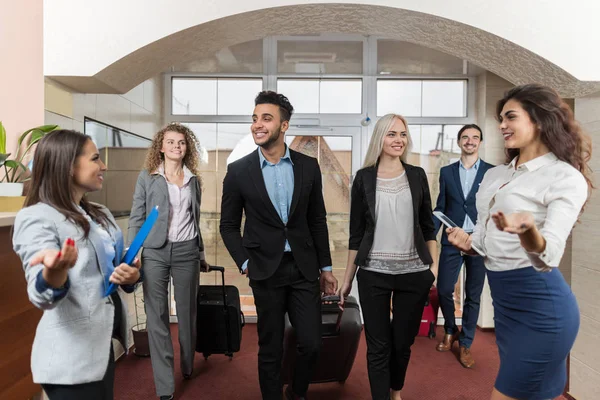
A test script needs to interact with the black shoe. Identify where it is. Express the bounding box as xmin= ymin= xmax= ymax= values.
xmin=159 ymin=395 xmax=173 ymax=400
